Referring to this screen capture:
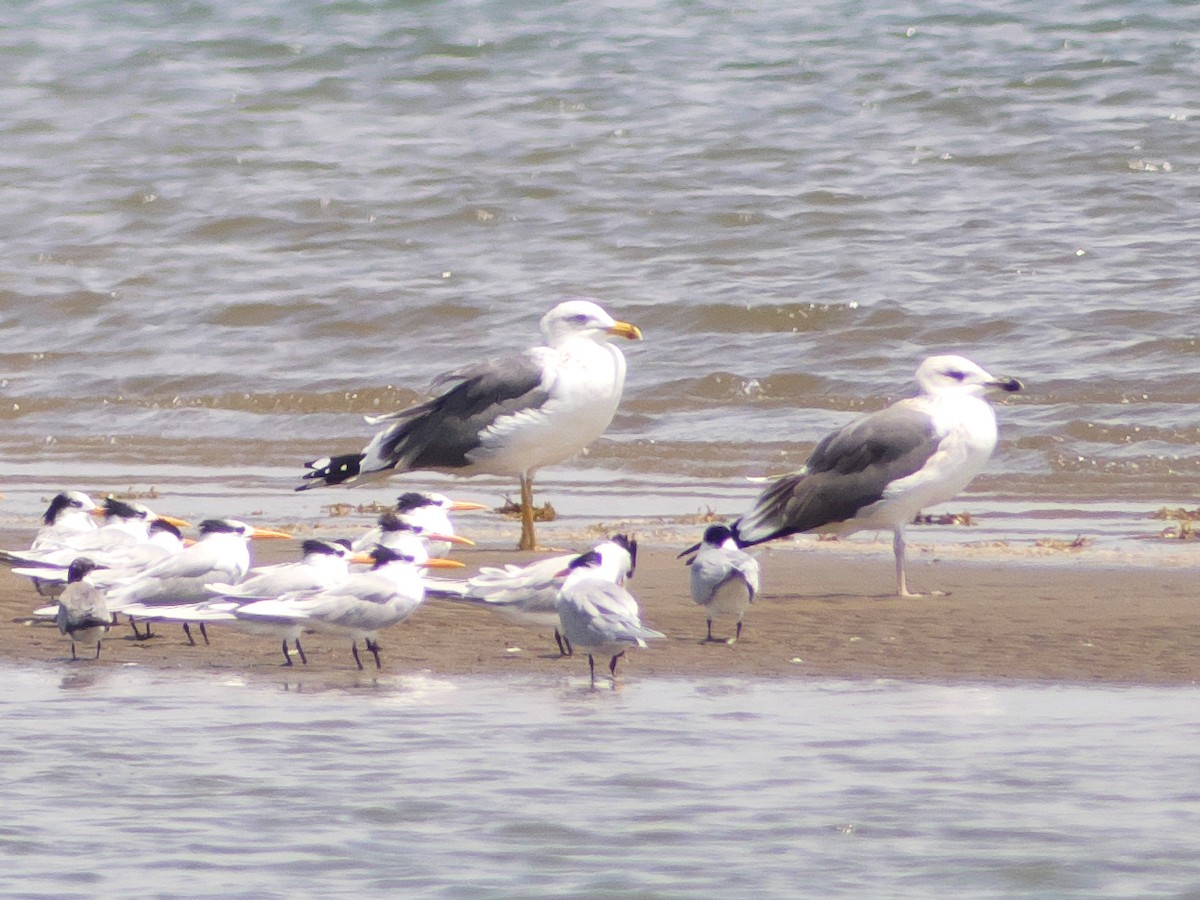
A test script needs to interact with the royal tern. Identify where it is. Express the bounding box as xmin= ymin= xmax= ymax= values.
xmin=149 ymin=539 xmax=357 ymax=665
xmin=55 ymin=558 xmax=110 ymax=660
xmin=430 ymin=534 xmax=637 ymax=656
xmin=298 ymin=299 xmax=642 ymax=550
xmin=32 ymin=491 xmax=99 ymax=549
xmin=351 ymin=492 xmax=486 ymax=557
xmin=235 ymin=545 xmax=463 ymax=670
xmin=556 ymin=547 xmax=663 ymax=683
xmin=3 ymin=497 xmax=189 ymax=598
xmin=18 ymin=518 xmax=186 ymax=595
xmin=361 ymin=510 xmax=475 ymax=561
xmin=109 ymin=518 xmax=293 ymax=644
xmin=681 ymin=524 xmax=760 ymax=643
xmin=717 ymin=355 xmax=1021 ymax=596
